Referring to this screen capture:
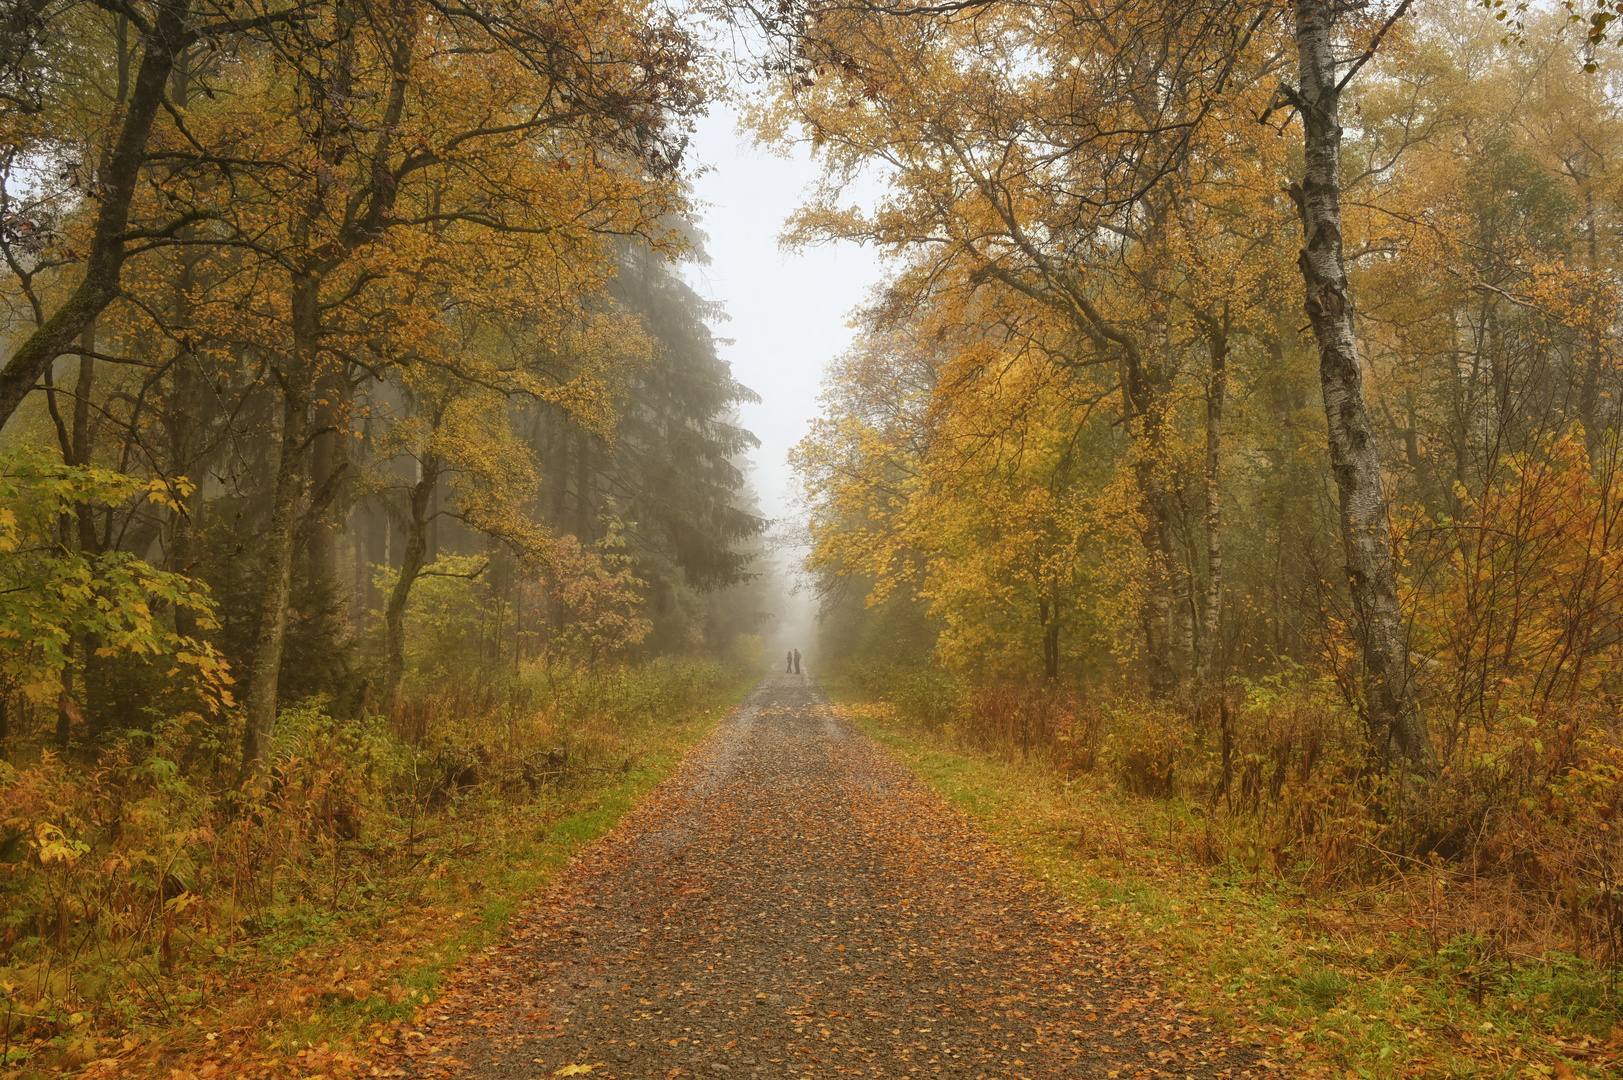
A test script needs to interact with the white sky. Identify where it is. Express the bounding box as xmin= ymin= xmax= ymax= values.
xmin=684 ymin=104 xmax=885 ymax=526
